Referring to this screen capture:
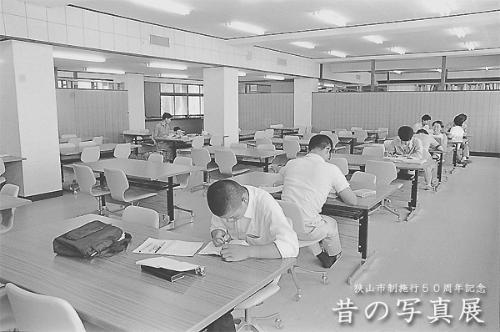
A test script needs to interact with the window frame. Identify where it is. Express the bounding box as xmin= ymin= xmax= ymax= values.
xmin=159 ymin=83 xmax=204 ymax=118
